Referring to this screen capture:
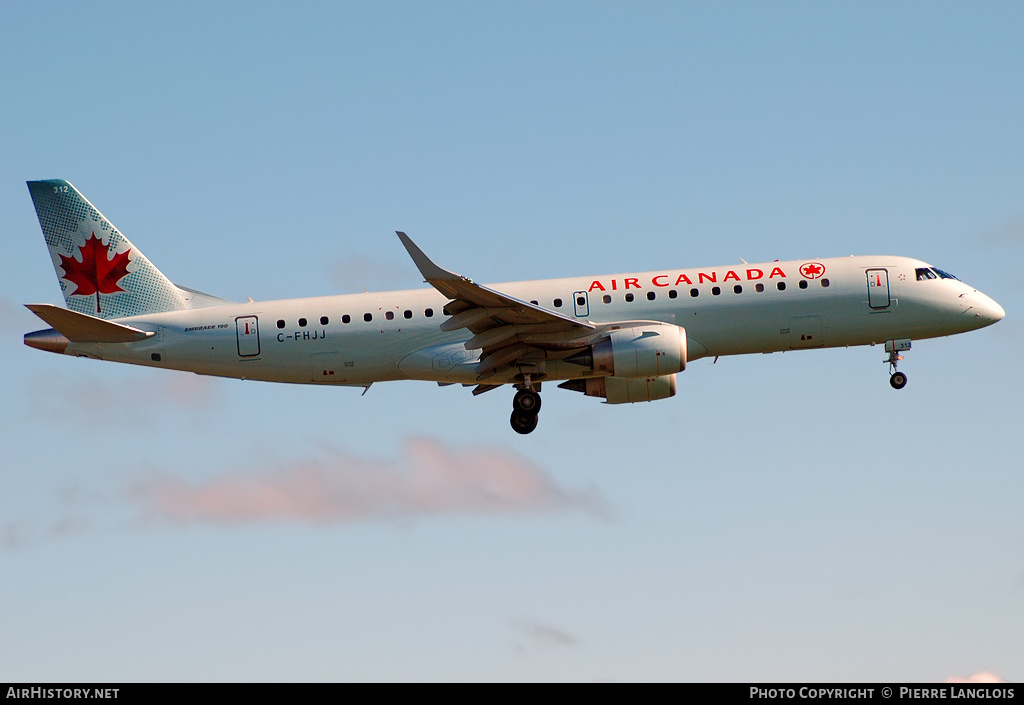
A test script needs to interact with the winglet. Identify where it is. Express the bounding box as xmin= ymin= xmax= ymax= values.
xmin=395 ymin=231 xmax=595 ymax=333
xmin=396 ymin=231 xmax=464 ymax=283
